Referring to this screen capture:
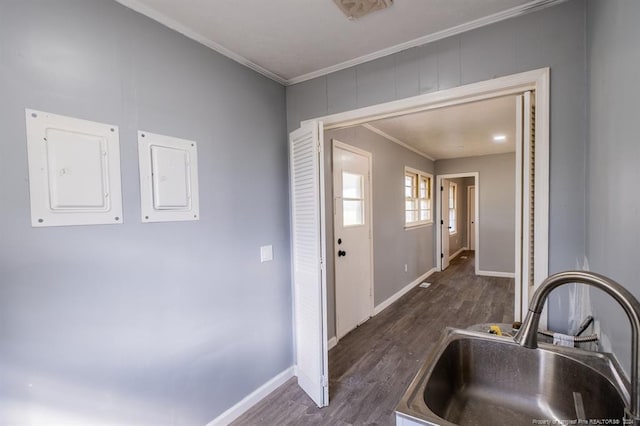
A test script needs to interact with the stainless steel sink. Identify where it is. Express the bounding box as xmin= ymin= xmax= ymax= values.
xmin=396 ymin=328 xmax=630 ymax=426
